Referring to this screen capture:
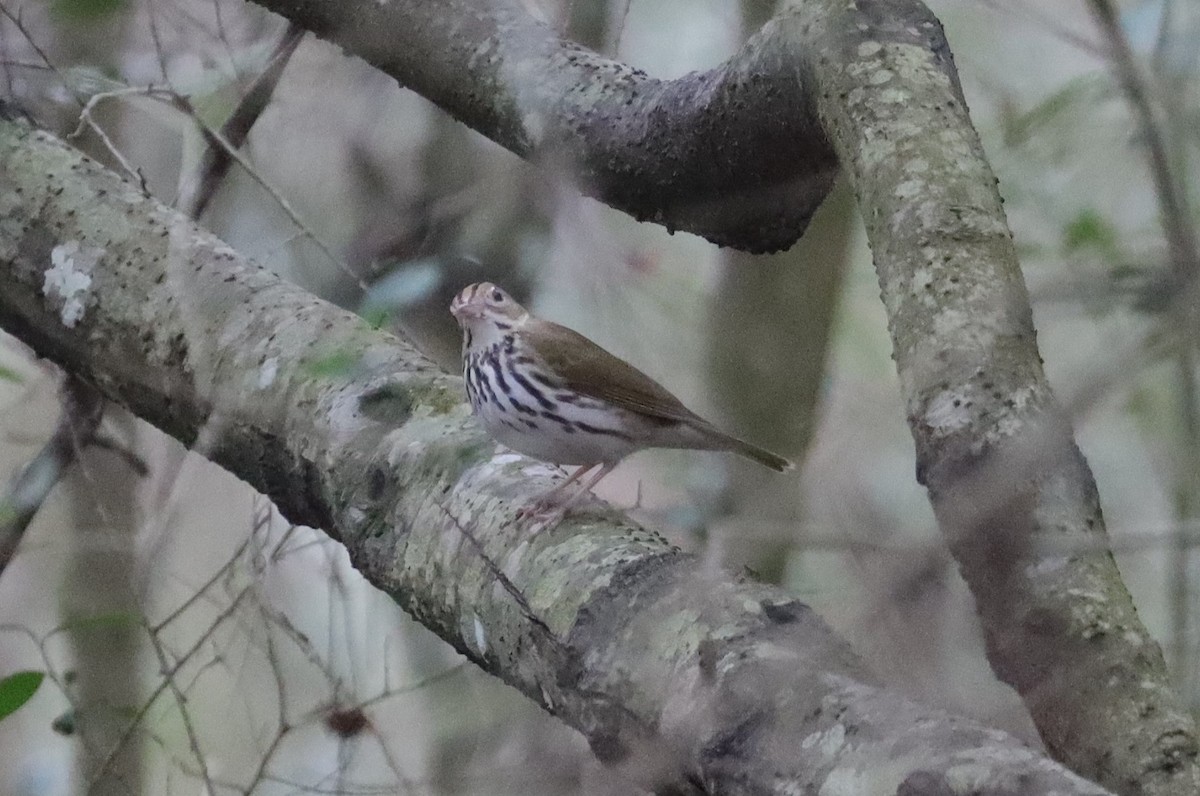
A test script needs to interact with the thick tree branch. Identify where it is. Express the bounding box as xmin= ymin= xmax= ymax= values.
xmin=227 ymin=0 xmax=1200 ymax=792
xmin=247 ymin=0 xmax=839 ymax=253
xmin=0 ymin=116 xmax=1112 ymax=796
xmin=792 ymin=2 xmax=1200 ymax=794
